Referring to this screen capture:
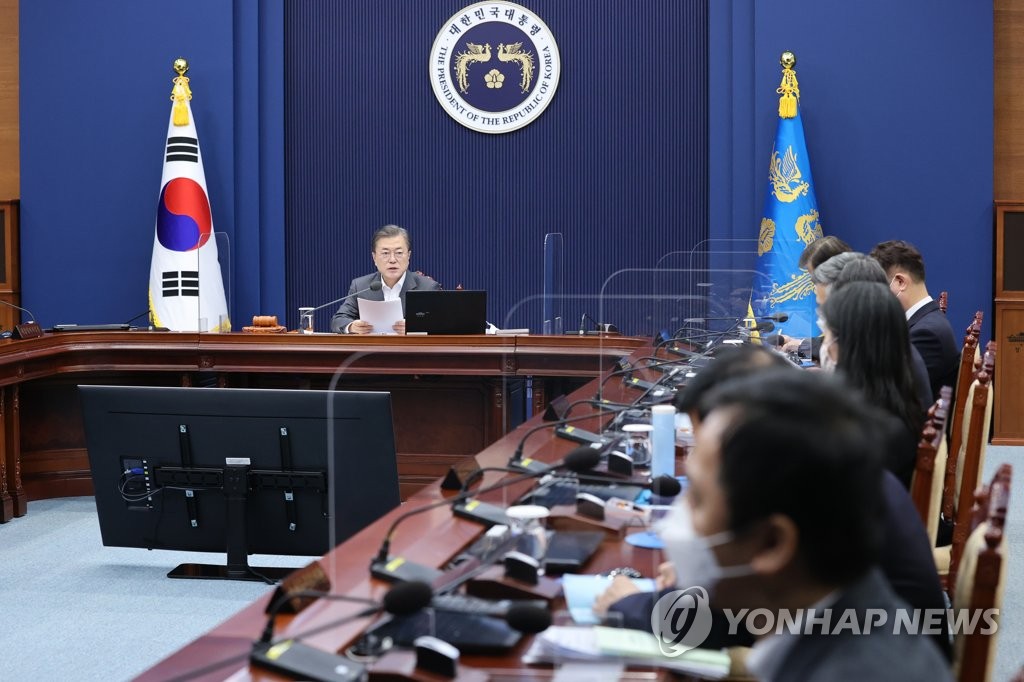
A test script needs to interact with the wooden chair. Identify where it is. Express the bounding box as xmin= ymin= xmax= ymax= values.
xmin=939 ymin=311 xmax=983 ymax=545
xmin=952 ymin=463 xmax=1010 ymax=682
xmin=948 ymin=312 xmax=983 ymax=461
xmin=936 ymin=343 xmax=996 ymax=587
xmin=909 ymin=386 xmax=951 ymax=546
xmin=938 ymin=290 xmax=949 ymax=314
